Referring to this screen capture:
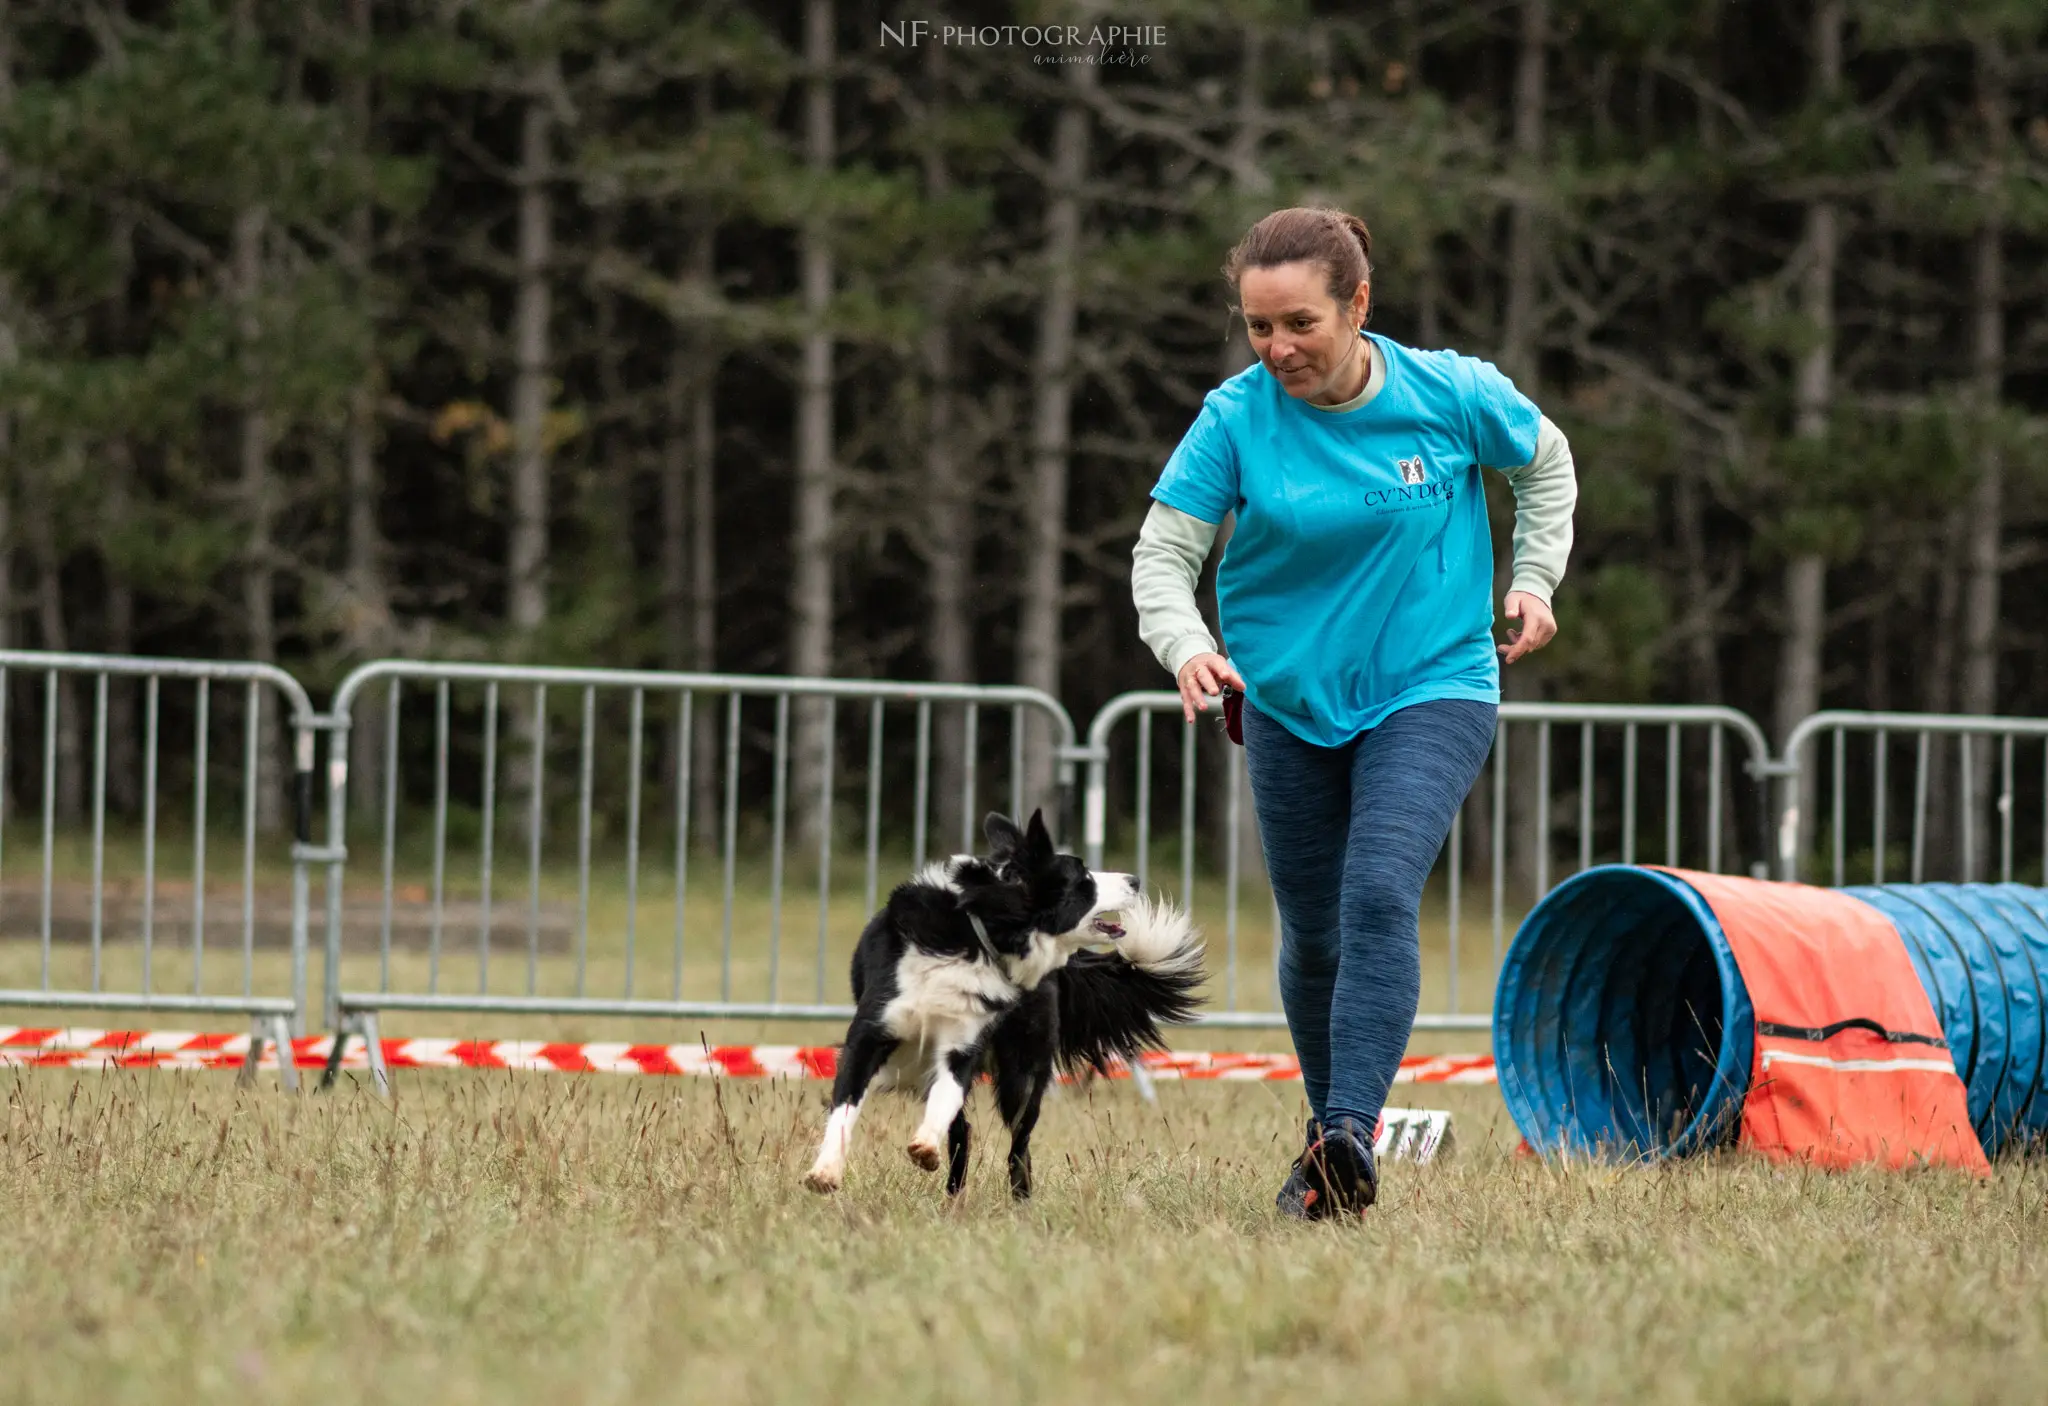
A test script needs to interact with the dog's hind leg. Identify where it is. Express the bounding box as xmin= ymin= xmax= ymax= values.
xmin=992 ymin=996 xmax=1057 ymax=1199
xmin=908 ymin=1045 xmax=978 ymax=1173
xmin=997 ymin=1068 xmax=1051 ymax=1200
xmin=945 ymin=1112 xmax=972 ymax=1196
xmin=805 ymin=1022 xmax=897 ymax=1194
